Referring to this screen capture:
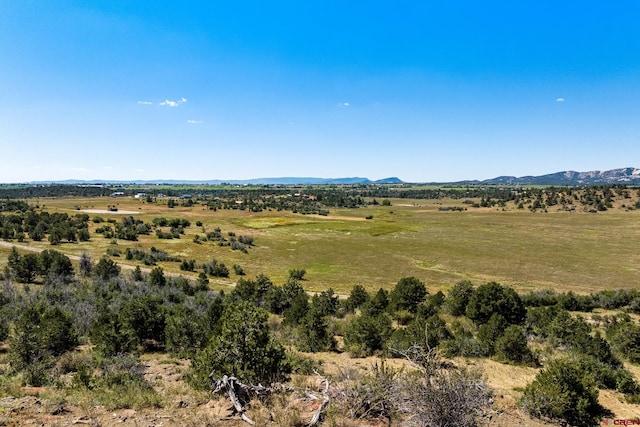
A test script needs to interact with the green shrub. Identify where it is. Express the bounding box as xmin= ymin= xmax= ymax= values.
xmin=165 ymin=305 xmax=206 ymax=357
xmin=393 ymin=309 xmax=414 ymax=326
xmin=476 ymin=314 xmax=507 ymax=356
xmin=389 ymin=314 xmax=452 ymax=355
xmin=445 ymin=280 xmax=475 ymax=316
xmin=296 ymin=305 xmax=336 ymax=353
xmin=344 ymin=312 xmax=393 ymax=357
xmin=520 ymin=358 xmax=609 ymax=427
xmin=233 ymin=264 xmax=245 ymax=276
xmin=90 ymin=311 xmax=138 ymax=356
xmin=494 ymin=325 xmax=536 ymax=365
xmin=188 ymin=301 xmax=289 ymax=389
xmin=466 ymin=282 xmax=525 ymax=325
xmin=93 ymin=256 xmax=121 ymax=280
xmin=8 ymin=302 xmax=78 ymax=383
xmin=288 ymin=268 xmax=306 ymax=281
xmin=606 ymin=314 xmax=640 ymax=364
xmin=345 ymin=284 xmax=370 ymax=312
xmin=287 ymin=351 xmax=321 ymax=375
